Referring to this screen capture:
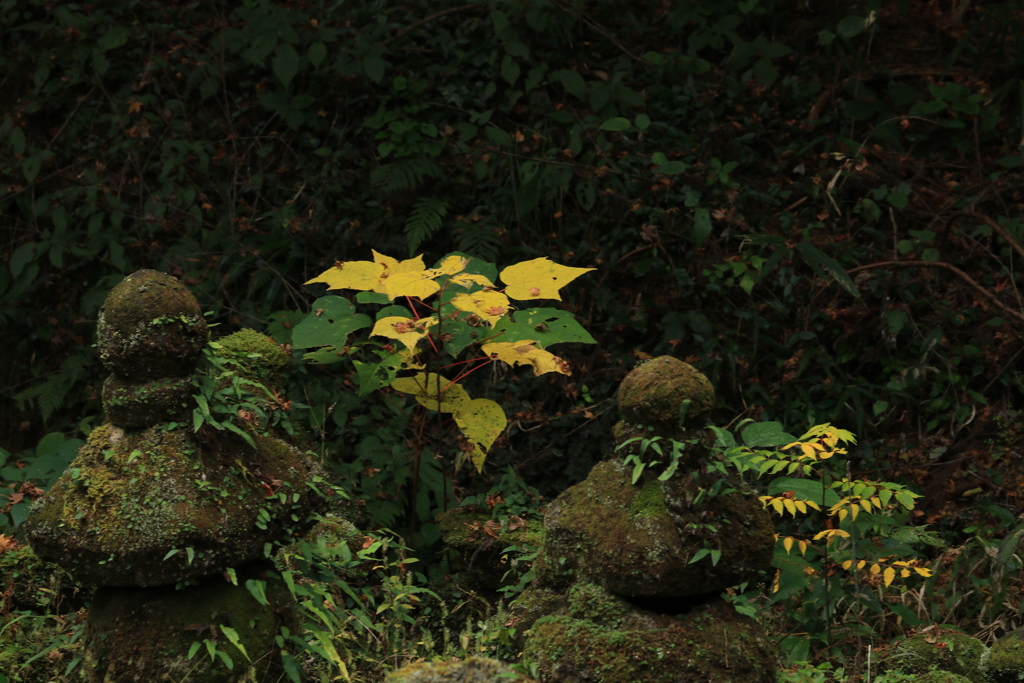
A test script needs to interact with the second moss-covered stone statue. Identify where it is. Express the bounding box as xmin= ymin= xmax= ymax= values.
xmin=23 ymin=269 xmax=325 ymax=682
